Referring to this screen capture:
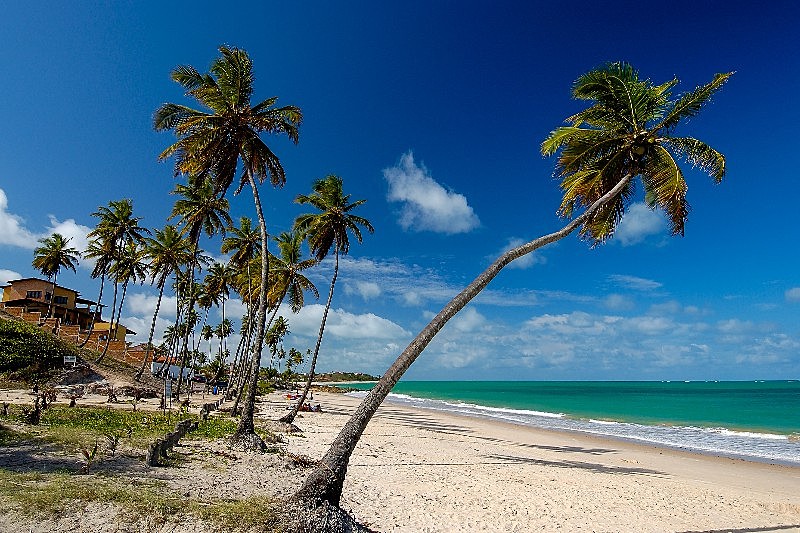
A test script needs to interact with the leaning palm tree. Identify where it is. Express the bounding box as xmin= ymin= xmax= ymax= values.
xmin=32 ymin=233 xmax=80 ymax=319
xmin=280 ymin=179 xmax=370 ymax=425
xmin=155 ymin=45 xmax=302 ymax=450
xmin=293 ymin=63 xmax=732 ymax=513
xmin=135 ymin=225 xmax=194 ymax=381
